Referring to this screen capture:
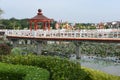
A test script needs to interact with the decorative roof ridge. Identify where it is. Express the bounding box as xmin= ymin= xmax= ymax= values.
xmin=37 ymin=9 xmax=42 ymax=15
